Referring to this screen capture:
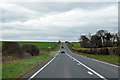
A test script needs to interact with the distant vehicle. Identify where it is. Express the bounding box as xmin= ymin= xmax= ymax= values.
xmin=61 ymin=49 xmax=65 ymax=53
xmin=61 ymin=46 xmax=64 ymax=48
